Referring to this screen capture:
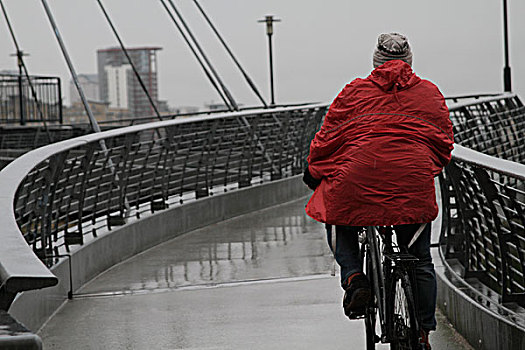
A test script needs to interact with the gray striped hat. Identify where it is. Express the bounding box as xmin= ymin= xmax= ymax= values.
xmin=373 ymin=33 xmax=413 ymax=68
